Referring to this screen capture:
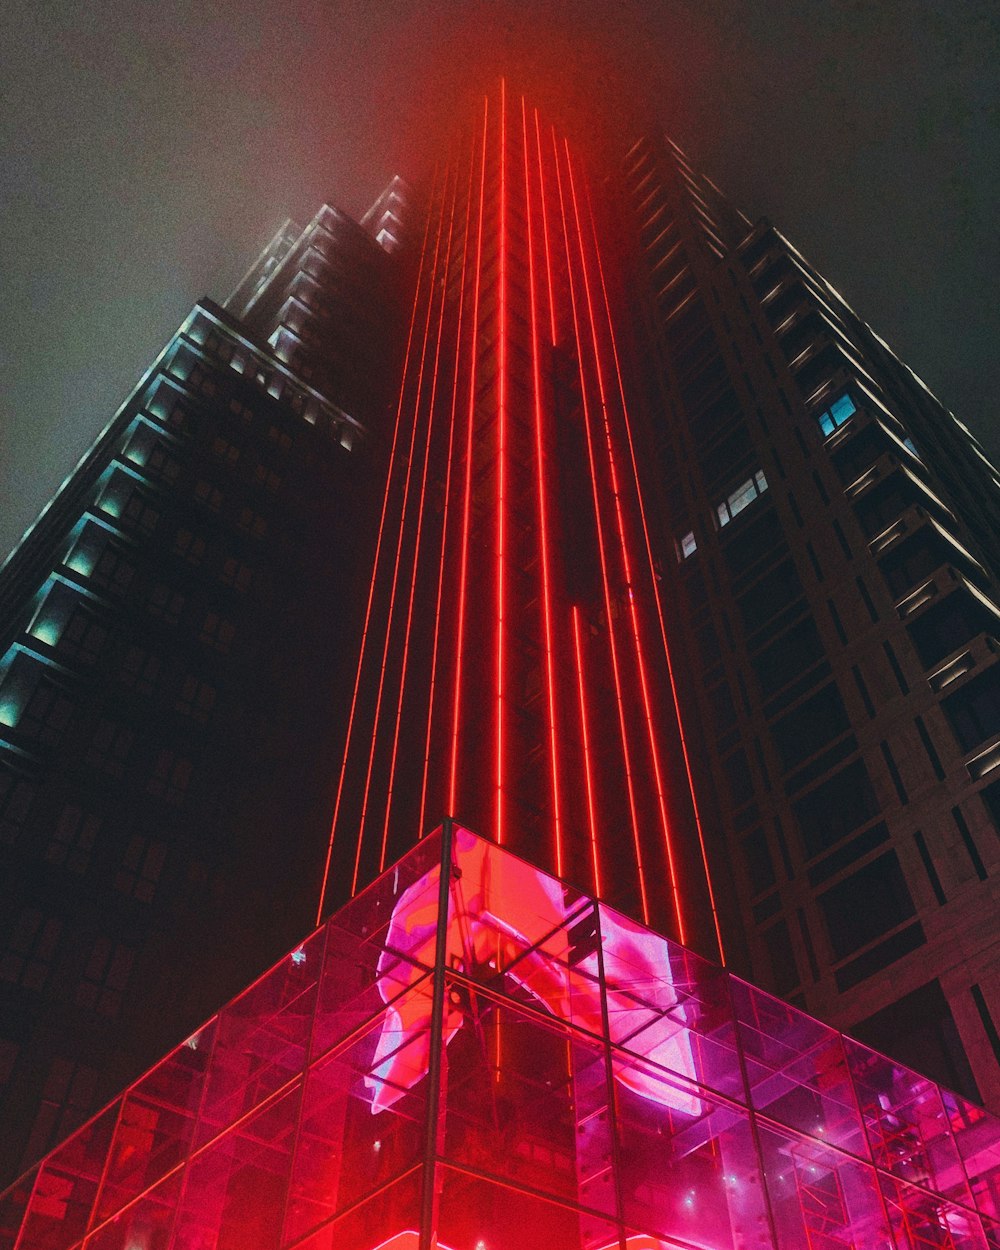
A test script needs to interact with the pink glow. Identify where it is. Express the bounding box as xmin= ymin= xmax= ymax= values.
xmin=367 ymin=829 xmax=700 ymax=1115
